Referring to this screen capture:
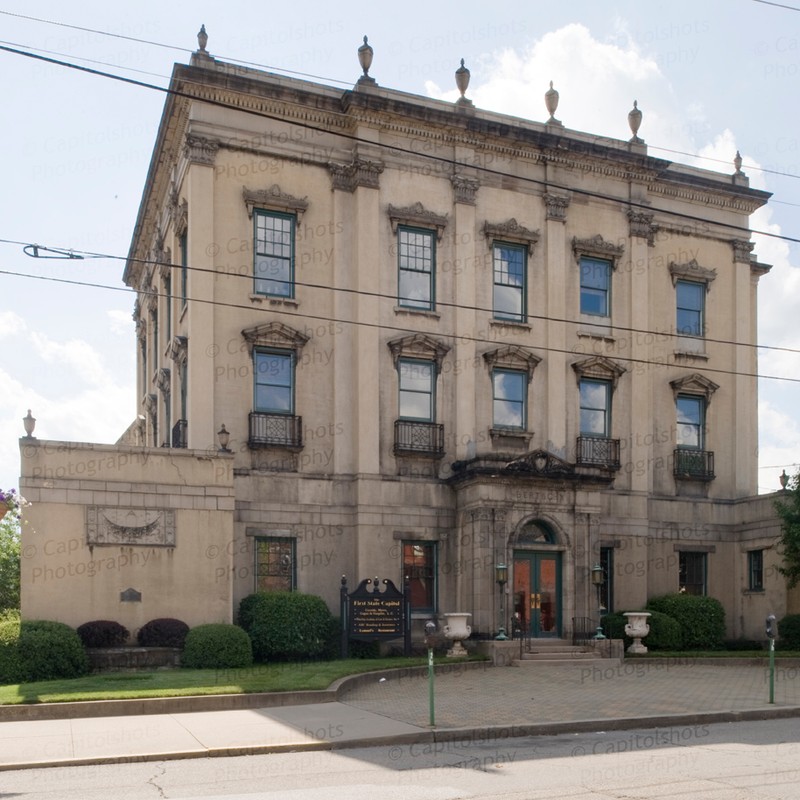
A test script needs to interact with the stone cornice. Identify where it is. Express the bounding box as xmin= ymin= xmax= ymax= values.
xmin=669 ymin=259 xmax=717 ymax=288
xmin=571 ymin=356 xmax=627 ymax=389
xmin=670 ymin=373 xmax=719 ymax=401
xmin=241 ymin=321 xmax=309 ymax=356
xmin=484 ymin=219 xmax=540 ymax=253
xmin=387 ymin=333 xmax=450 ymax=371
xmin=572 ymin=235 xmax=625 ymax=267
xmin=482 ymin=346 xmax=541 ymax=380
xmin=387 ymin=202 xmax=448 ymax=240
